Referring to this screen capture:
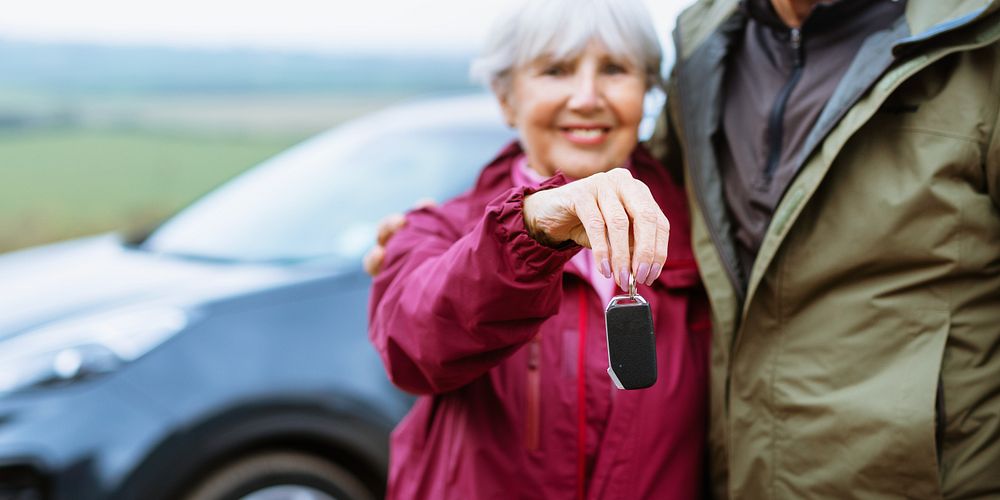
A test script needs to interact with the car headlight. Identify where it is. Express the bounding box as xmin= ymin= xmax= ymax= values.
xmin=0 ymin=306 xmax=189 ymax=394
